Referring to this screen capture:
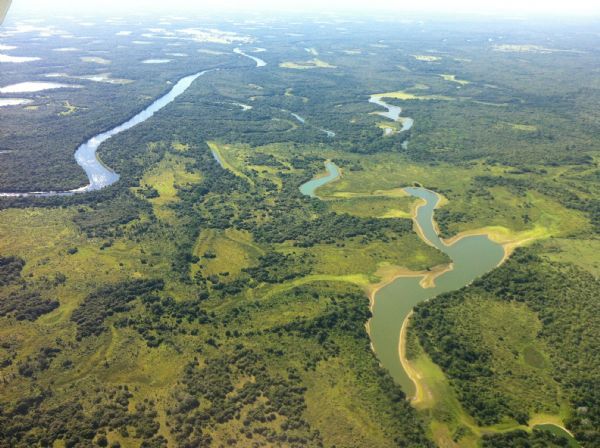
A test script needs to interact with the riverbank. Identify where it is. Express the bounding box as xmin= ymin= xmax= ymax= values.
xmin=398 ymin=311 xmax=428 ymax=405
xmin=366 ymin=262 xmax=454 ymax=311
xmin=442 ymin=226 xmax=541 ymax=265
xmin=297 ymin=159 xmax=566 ymax=445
